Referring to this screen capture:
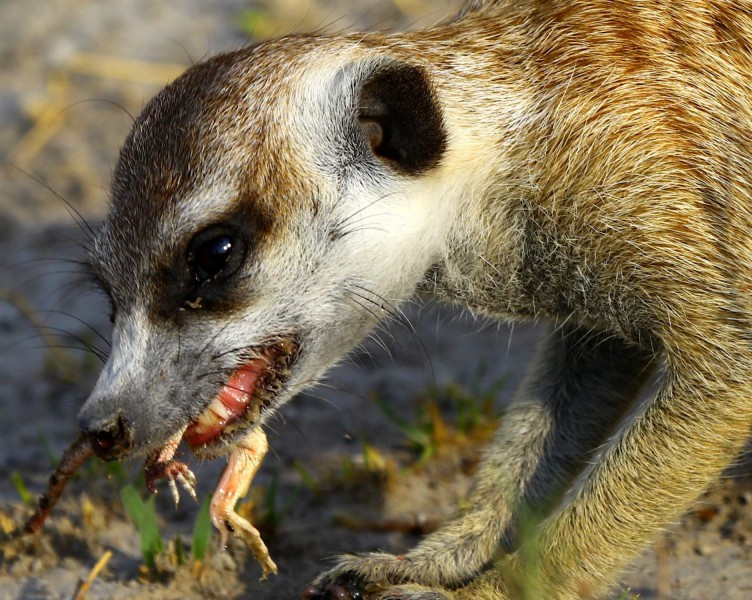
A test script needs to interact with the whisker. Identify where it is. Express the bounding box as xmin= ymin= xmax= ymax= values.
xmin=4 ymin=270 xmax=91 ymax=294
xmin=11 ymin=341 xmax=106 ymax=363
xmin=348 ymin=287 xmax=403 ymax=323
xmin=60 ymin=97 xmax=136 ymax=126
xmin=211 ymin=344 xmax=265 ymax=361
xmin=42 ymin=309 xmax=111 ymax=349
xmin=195 ymin=320 xmax=235 ymax=361
xmin=350 ymin=284 xmax=436 ymax=390
xmin=12 ymin=166 xmax=96 ymax=242
xmin=343 ymin=295 xmax=393 ymax=338
xmin=34 ymin=325 xmax=109 ymax=362
xmin=331 ymin=191 xmax=399 ymax=233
